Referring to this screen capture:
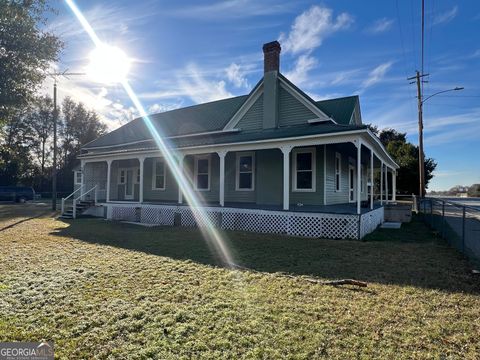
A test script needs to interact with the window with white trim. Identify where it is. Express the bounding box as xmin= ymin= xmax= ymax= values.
xmin=119 ymin=169 xmax=126 ymax=184
xmin=74 ymin=171 xmax=82 ymax=185
xmin=194 ymin=155 xmax=210 ymax=191
xmin=335 ymin=152 xmax=341 ymax=192
xmin=236 ymin=152 xmax=255 ymax=191
xmin=293 ymin=148 xmax=316 ymax=192
xmin=152 ymin=159 xmax=166 ymax=190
